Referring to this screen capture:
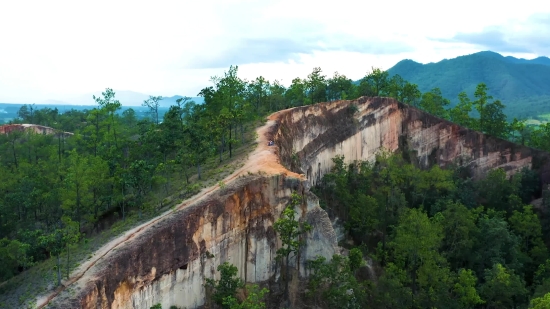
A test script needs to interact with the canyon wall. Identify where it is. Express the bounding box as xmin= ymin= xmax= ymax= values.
xmin=275 ymin=97 xmax=550 ymax=186
xmin=51 ymin=97 xmax=550 ymax=309
xmin=55 ymin=175 xmax=337 ymax=309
